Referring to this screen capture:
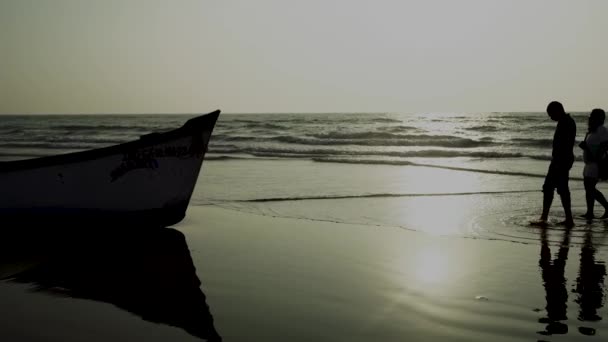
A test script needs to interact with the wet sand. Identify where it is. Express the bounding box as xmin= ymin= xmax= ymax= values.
xmin=1 ymin=203 xmax=607 ymax=341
